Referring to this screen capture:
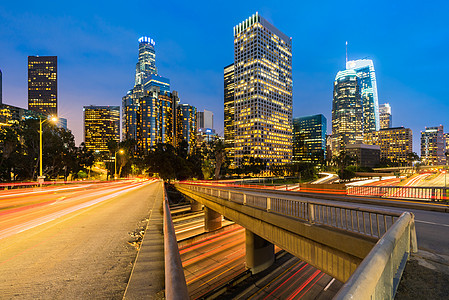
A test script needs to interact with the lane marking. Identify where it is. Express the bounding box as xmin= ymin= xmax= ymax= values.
xmin=323 ymin=278 xmax=335 ymax=291
xmin=416 ymin=220 xmax=449 ymax=228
